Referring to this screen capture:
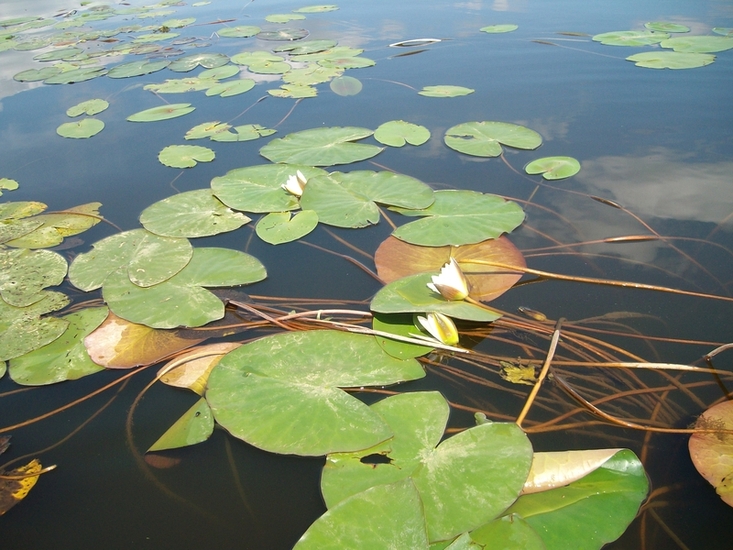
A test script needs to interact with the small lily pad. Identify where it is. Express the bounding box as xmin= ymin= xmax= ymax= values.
xmin=185 ymin=121 xmax=232 ymax=140
xmin=689 ymin=400 xmax=733 ymax=507
xmin=43 ymin=66 xmax=108 ymax=84
xmin=107 ymin=59 xmax=169 ymax=78
xmin=525 ymin=156 xmax=580 ymax=180
xmin=210 ymin=124 xmax=276 ymax=142
xmin=127 ymin=103 xmax=195 ymax=122
xmin=148 ymin=398 xmax=214 ymax=452
xmin=265 ymin=13 xmax=306 ymax=23
xmin=0 ymin=178 xmax=19 ymax=195
xmin=256 ymin=28 xmax=309 ymax=41
xmin=56 ymin=118 xmax=105 ymax=139
xmin=644 ymin=21 xmax=690 ymax=33
xmin=268 ymin=84 xmax=318 ymax=98
xmin=293 ymin=5 xmax=339 ymax=13
xmin=274 ymin=39 xmax=338 ymax=55
xmin=329 ymin=75 xmax=362 ymax=96
xmin=255 ymin=210 xmax=319 ymax=244
xmin=374 ymin=120 xmax=430 ymax=147
xmin=158 ymin=145 xmax=215 ymax=169
xmin=444 ymin=121 xmax=542 ymax=157
xmin=480 ymin=24 xmax=518 ymax=33
xmin=592 ymin=30 xmax=669 ymax=46
xmin=218 ymin=25 xmax=261 ymax=38
xmin=168 ymin=52 xmax=230 ymax=72
xmin=418 ymin=85 xmax=474 ymax=97
xmin=204 ymin=79 xmax=255 ymax=97
xmin=66 ymin=99 xmax=109 ymax=117
xmin=13 ymin=67 xmax=62 ymax=82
